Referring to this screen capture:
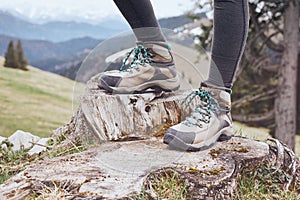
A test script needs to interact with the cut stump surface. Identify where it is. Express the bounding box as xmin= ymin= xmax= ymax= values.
xmin=0 ymin=136 xmax=272 ymax=199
